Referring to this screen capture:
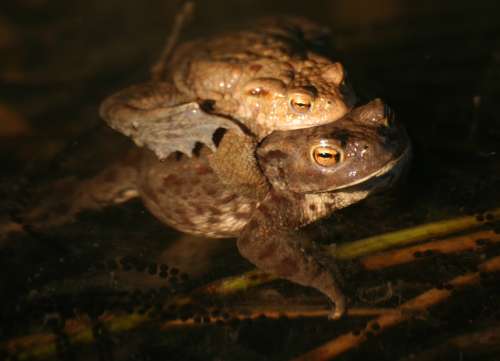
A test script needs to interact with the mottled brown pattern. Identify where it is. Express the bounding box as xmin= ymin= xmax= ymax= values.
xmin=326 ymin=202 xmax=337 ymax=211
xmin=270 ymin=192 xmax=295 ymax=209
xmin=137 ymin=148 xmax=257 ymax=238
xmin=99 ymin=18 xmax=358 ymax=174
xmin=277 ymin=257 xmax=299 ymax=277
xmin=174 ymin=208 xmax=186 ymax=216
xmin=234 ymin=212 xmax=251 ymax=220
xmin=130 ymin=99 xmax=410 ymax=317
xmin=207 ymin=206 xmax=223 ymax=215
xmin=263 ymin=149 xmax=288 ymax=161
xmin=177 ymin=214 xmax=195 ymax=226
xmin=249 ymin=64 xmax=263 ymax=72
xmin=195 ymin=166 xmax=211 ymax=175
xmin=245 ymin=219 xmax=259 ymax=232
xmin=162 ymin=174 xmax=180 ymax=187
xmin=189 ymin=177 xmax=200 ymax=185
xmin=257 ymin=204 xmax=271 ymax=218
xmin=207 ymin=216 xmax=220 ymax=224
xmin=220 ymin=194 xmax=237 ymax=203
xmin=204 ymin=187 xmax=218 ymax=196
xmin=193 ymin=205 xmax=205 ymax=215
xmin=257 ymin=243 xmax=278 ymax=260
